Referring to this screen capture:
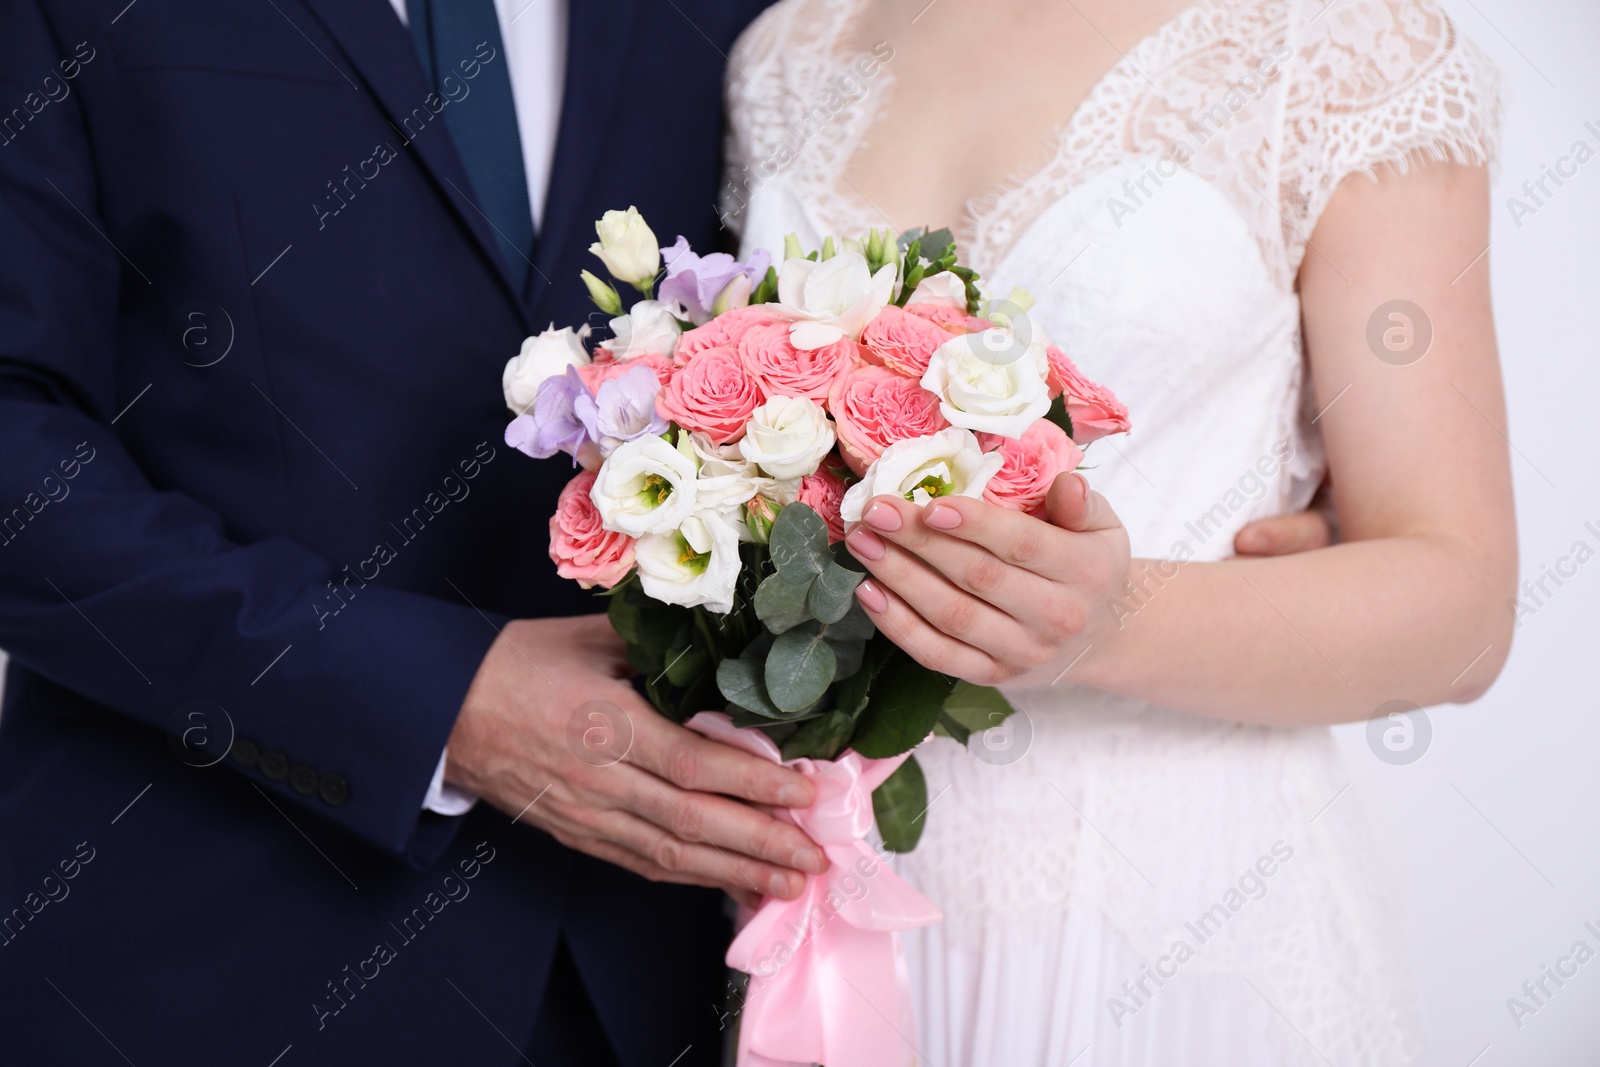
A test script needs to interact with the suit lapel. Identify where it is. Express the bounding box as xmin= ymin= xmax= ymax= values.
xmin=530 ymin=0 xmax=644 ymax=319
xmin=295 ymin=0 xmax=532 ymax=329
